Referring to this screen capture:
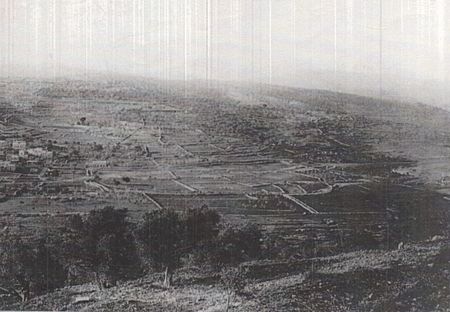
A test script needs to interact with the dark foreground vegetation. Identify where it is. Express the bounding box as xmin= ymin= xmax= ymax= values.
xmin=0 ymin=206 xmax=263 ymax=305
